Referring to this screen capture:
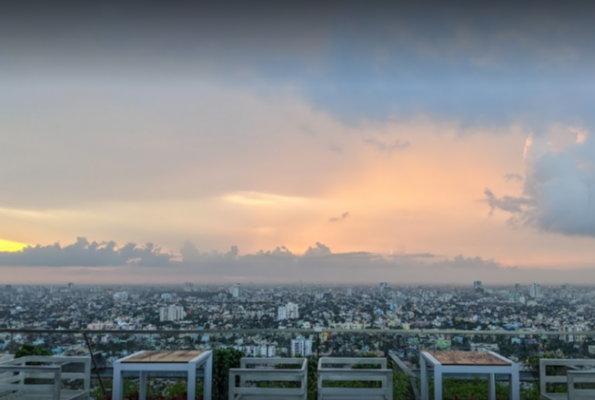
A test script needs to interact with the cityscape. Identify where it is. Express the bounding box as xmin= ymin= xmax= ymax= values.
xmin=2 ymin=281 xmax=594 ymax=365
xmin=2 ymin=1 xmax=595 ymax=399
